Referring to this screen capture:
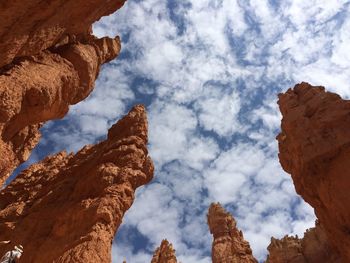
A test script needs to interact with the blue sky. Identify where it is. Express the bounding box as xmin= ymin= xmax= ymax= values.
xmin=13 ymin=0 xmax=350 ymax=262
